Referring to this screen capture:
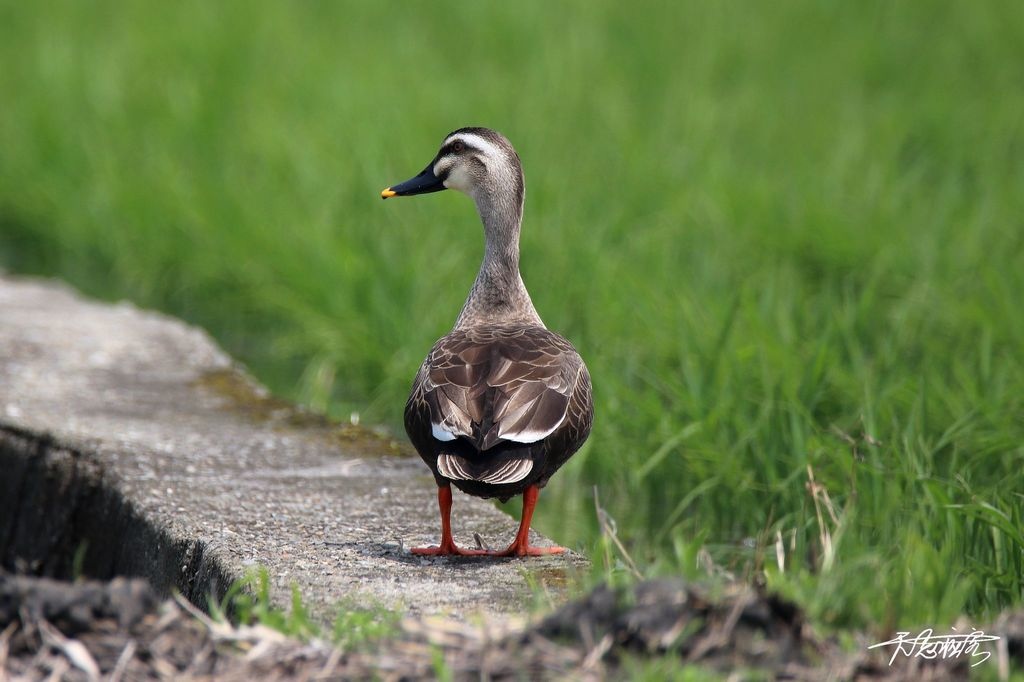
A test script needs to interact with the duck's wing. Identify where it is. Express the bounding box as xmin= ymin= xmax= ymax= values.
xmin=405 ymin=327 xmax=589 ymax=463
